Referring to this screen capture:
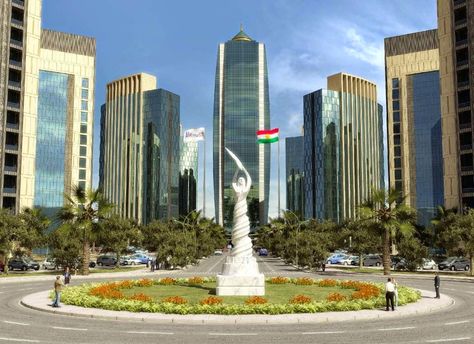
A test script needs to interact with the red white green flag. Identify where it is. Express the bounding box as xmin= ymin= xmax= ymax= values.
xmin=257 ymin=128 xmax=279 ymax=144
